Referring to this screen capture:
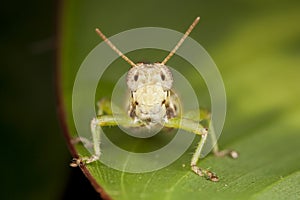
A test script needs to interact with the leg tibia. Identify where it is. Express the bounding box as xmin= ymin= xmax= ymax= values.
xmin=190 ymin=129 xmax=219 ymax=182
